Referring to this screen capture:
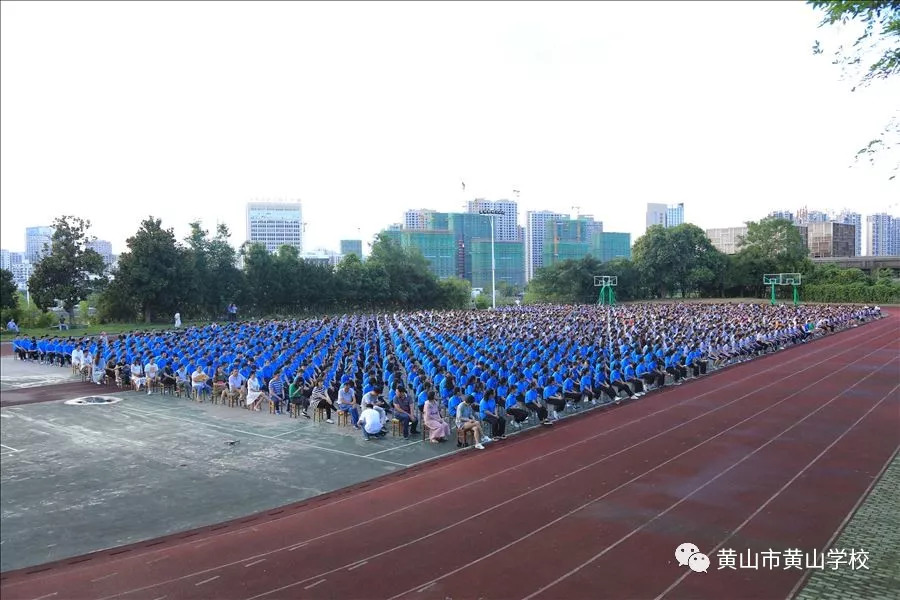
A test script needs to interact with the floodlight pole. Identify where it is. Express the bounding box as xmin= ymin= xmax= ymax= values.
xmin=479 ymin=210 xmax=502 ymax=310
